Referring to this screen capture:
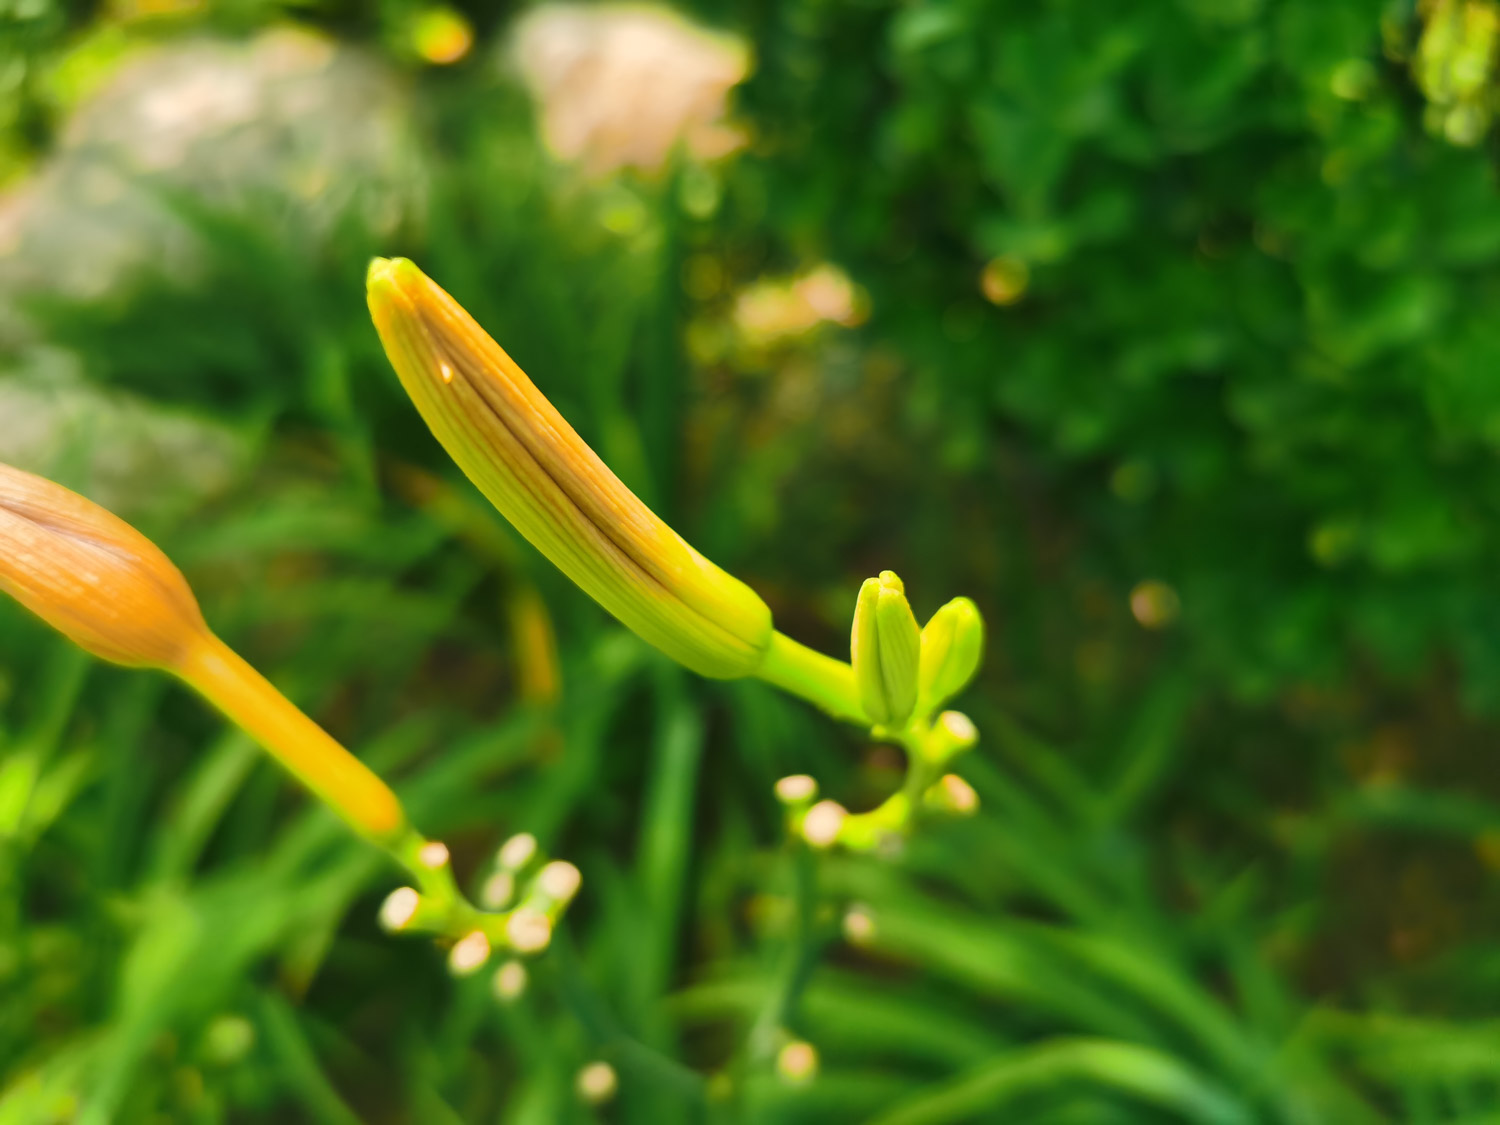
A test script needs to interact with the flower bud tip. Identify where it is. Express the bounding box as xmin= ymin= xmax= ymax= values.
xmin=537 ymin=860 xmax=582 ymax=902
xmin=842 ymin=904 xmax=876 ymax=945
xmin=492 ymin=959 xmax=528 ymax=1001
xmin=480 ymin=870 xmax=516 ymax=910
xmin=776 ymin=1040 xmax=819 ymax=1085
xmin=449 ymin=930 xmax=492 ymax=975
xmin=498 ymin=832 xmax=538 ymax=871
xmin=774 ymin=774 xmax=817 ymax=804
xmin=0 ymin=461 xmax=208 ymax=669
xmin=576 ymin=1061 xmax=618 ymax=1104
xmin=801 ymin=800 xmax=847 ymax=848
xmin=379 ymin=887 xmax=421 ymax=932
xmin=506 ymin=909 xmax=552 ymax=953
